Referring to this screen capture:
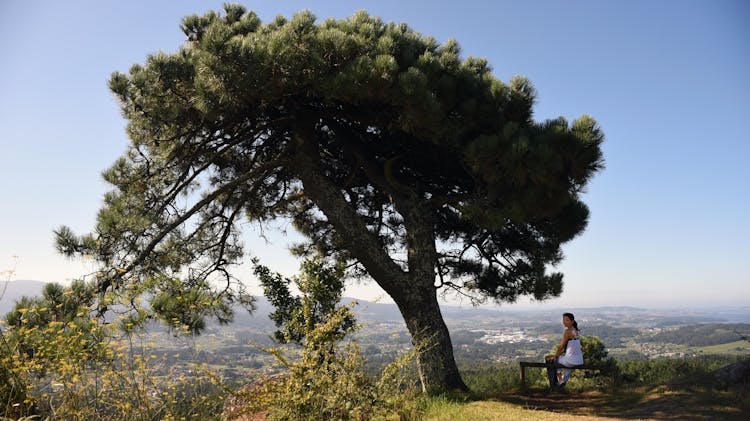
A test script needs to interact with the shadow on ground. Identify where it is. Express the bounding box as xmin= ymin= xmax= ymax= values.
xmin=497 ymin=386 xmax=749 ymax=421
